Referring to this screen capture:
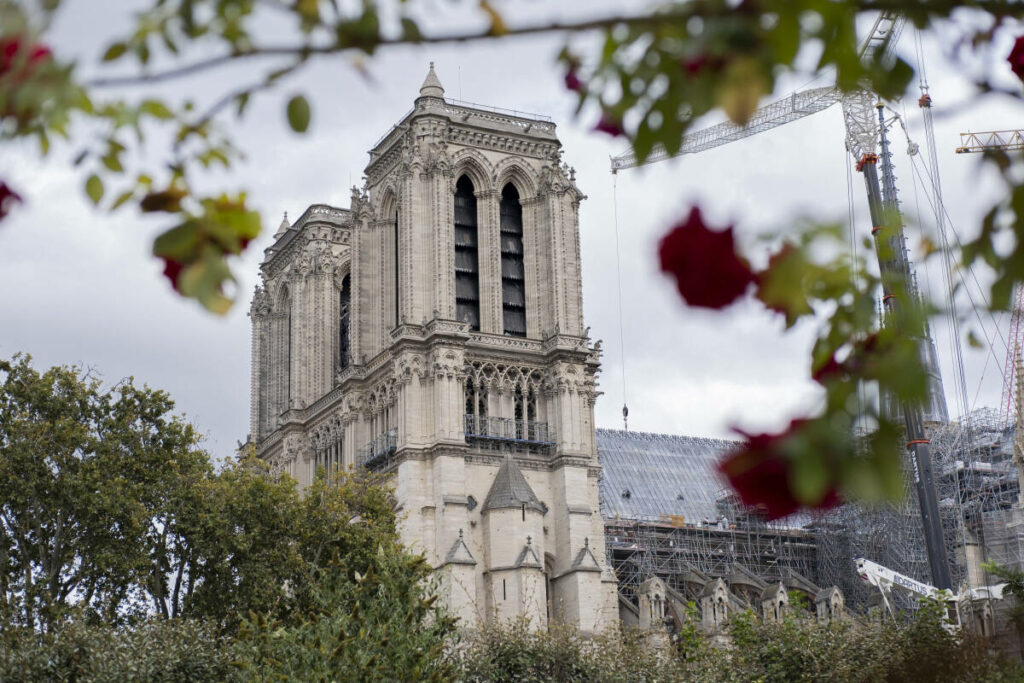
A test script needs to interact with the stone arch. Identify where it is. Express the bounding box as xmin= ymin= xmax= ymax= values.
xmin=273 ymin=281 xmax=291 ymax=313
xmin=494 ymin=157 xmax=538 ymax=199
xmin=451 ymin=148 xmax=494 ymax=193
xmin=378 ymin=184 xmax=398 ymax=222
